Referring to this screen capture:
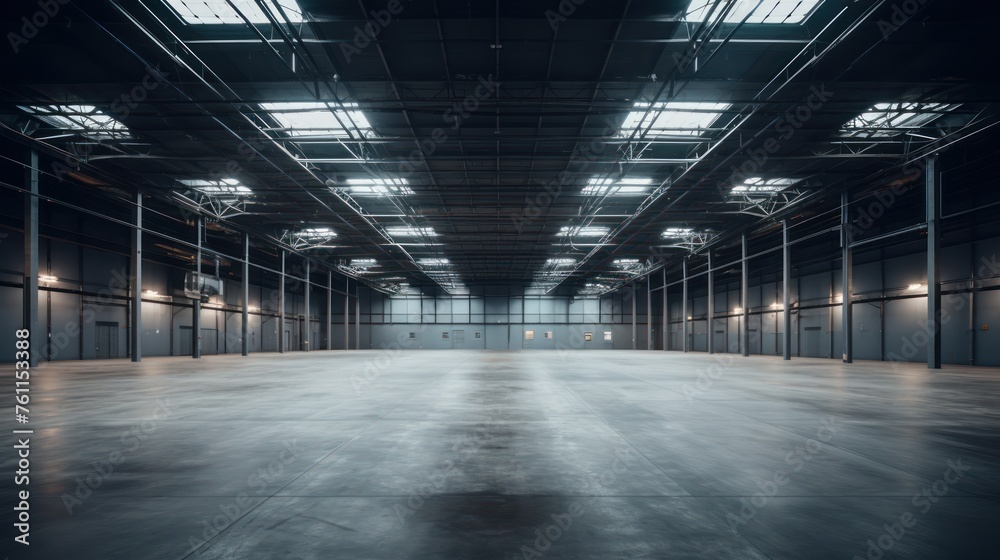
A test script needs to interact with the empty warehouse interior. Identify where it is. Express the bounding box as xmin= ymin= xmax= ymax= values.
xmin=1 ymin=0 xmax=999 ymax=558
